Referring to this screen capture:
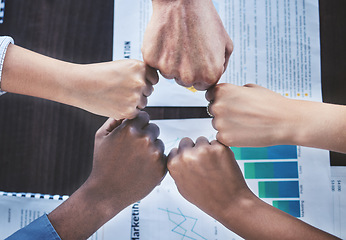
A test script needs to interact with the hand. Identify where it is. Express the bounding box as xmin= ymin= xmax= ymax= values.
xmin=167 ymin=137 xmax=340 ymax=240
xmin=71 ymin=60 xmax=158 ymax=119
xmin=142 ymin=0 xmax=233 ymax=90
xmin=167 ymin=137 xmax=250 ymax=222
xmin=48 ymin=112 xmax=166 ymax=240
xmin=206 ymin=83 xmax=299 ymax=147
xmin=2 ymin=44 xmax=158 ymax=120
xmin=90 ymin=111 xmax=167 ymax=208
